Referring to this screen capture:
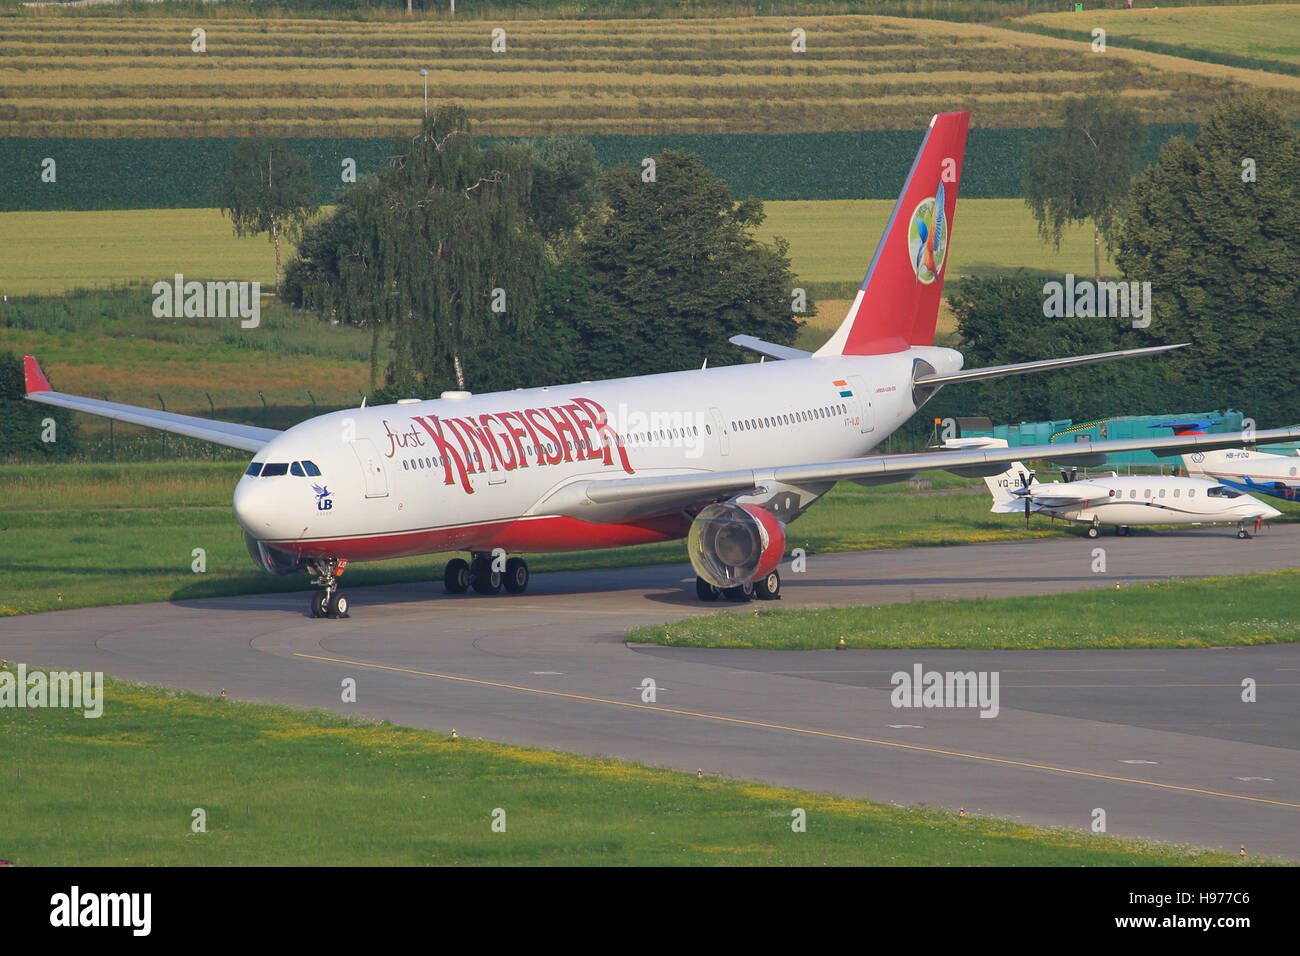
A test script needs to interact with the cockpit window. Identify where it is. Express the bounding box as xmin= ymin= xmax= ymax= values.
xmin=261 ymin=462 xmax=289 ymax=477
xmin=290 ymin=462 xmax=306 ymax=477
xmin=245 ymin=462 xmax=263 ymax=477
xmin=1207 ymin=486 xmax=1241 ymax=498
xmin=302 ymin=460 xmax=322 ymax=477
